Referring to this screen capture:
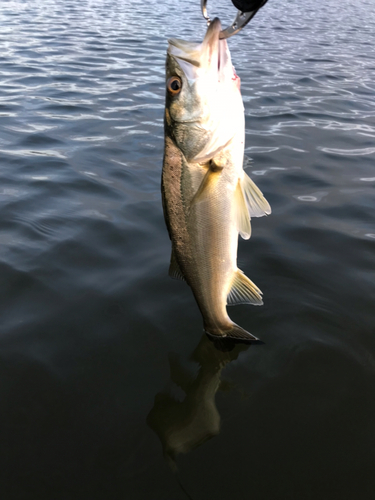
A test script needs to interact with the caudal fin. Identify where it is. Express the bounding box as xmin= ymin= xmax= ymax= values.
xmin=205 ymin=323 xmax=263 ymax=345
